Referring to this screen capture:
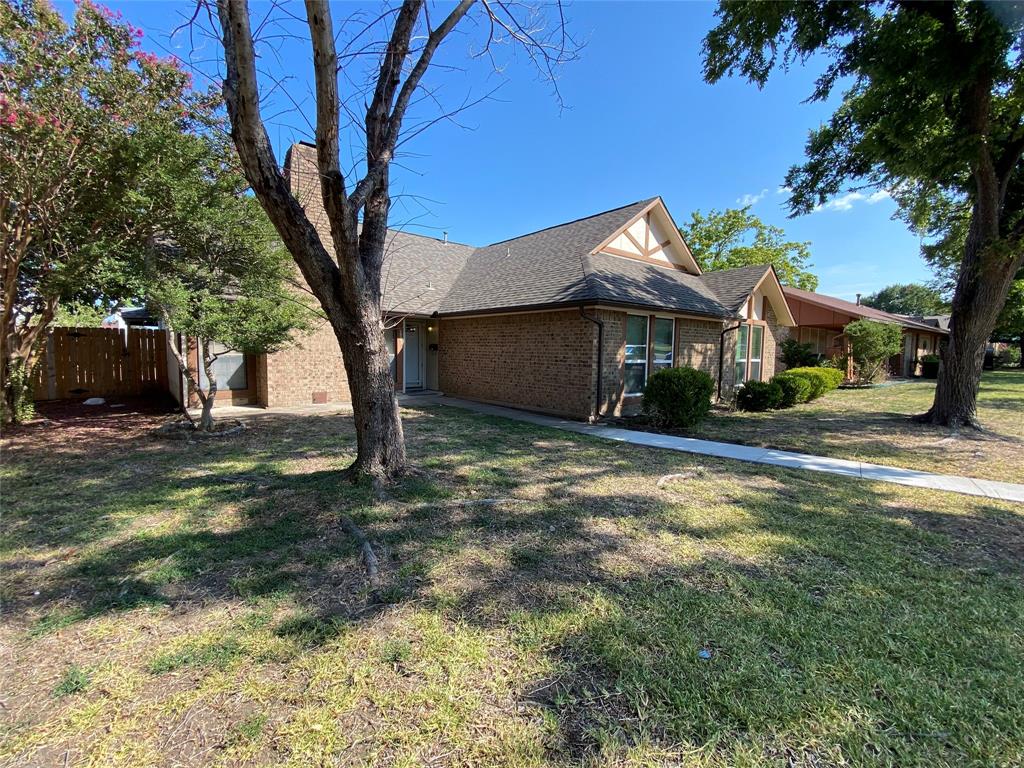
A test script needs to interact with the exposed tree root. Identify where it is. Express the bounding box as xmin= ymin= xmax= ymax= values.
xmin=912 ymin=410 xmax=983 ymax=430
xmin=340 ymin=515 xmax=381 ymax=590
